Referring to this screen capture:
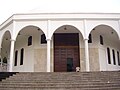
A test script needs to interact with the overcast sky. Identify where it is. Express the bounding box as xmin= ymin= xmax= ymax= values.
xmin=0 ymin=0 xmax=120 ymax=24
